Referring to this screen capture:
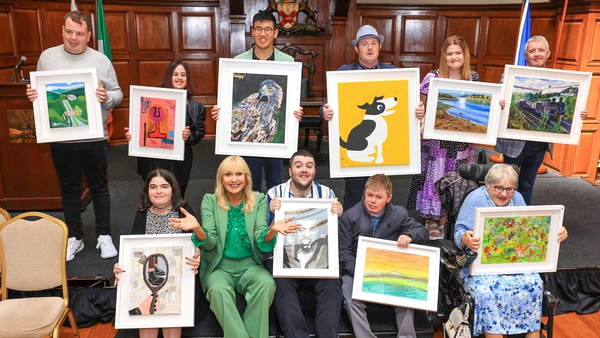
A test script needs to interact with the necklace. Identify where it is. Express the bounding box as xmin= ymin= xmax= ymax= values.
xmin=152 ymin=203 xmax=172 ymax=213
